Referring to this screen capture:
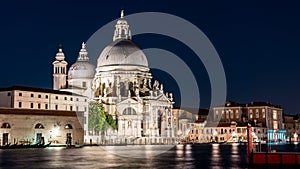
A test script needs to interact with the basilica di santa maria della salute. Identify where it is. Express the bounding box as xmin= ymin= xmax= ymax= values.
xmin=53 ymin=11 xmax=176 ymax=144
